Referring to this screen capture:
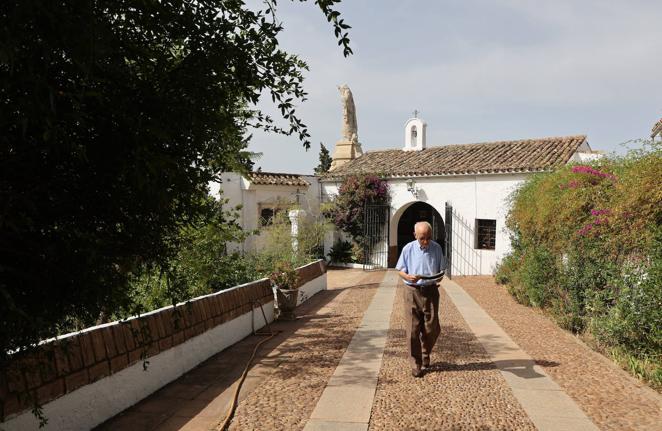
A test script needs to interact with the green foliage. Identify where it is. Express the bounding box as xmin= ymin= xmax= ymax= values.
xmin=0 ymin=0 xmax=351 ymax=355
xmin=252 ymin=209 xmax=330 ymax=272
xmin=589 ymin=230 xmax=662 ymax=358
xmin=328 ymin=239 xmax=353 ymax=263
xmin=119 ymin=197 xmax=258 ymax=317
xmin=494 ymin=252 xmax=519 ymax=286
xmin=350 ymin=241 xmax=364 ymax=264
xmin=314 ymin=143 xmax=333 ymax=174
xmin=499 ymin=141 xmax=662 ymax=387
xmin=519 ymin=244 xmax=557 ymax=308
xmin=607 ymin=346 xmax=662 ymax=392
